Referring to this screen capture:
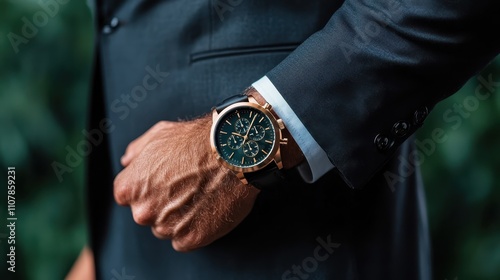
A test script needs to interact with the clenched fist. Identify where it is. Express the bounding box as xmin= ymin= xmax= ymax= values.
xmin=113 ymin=116 xmax=260 ymax=252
